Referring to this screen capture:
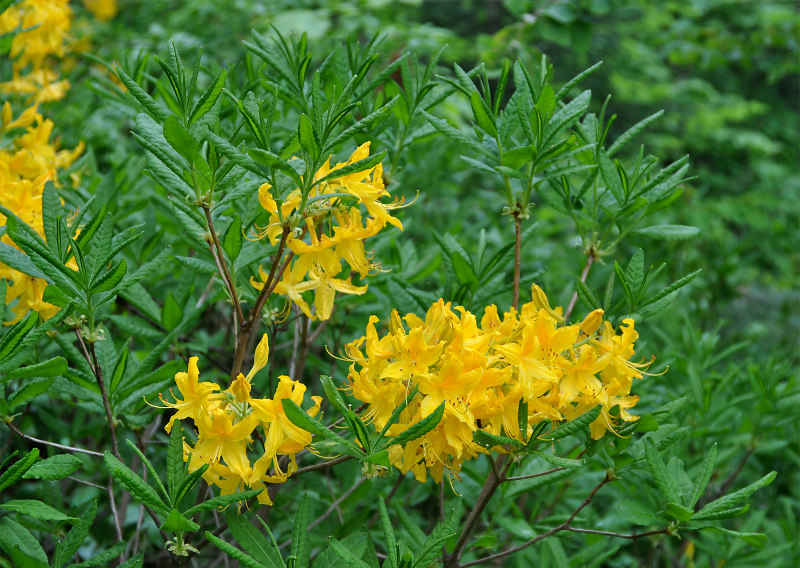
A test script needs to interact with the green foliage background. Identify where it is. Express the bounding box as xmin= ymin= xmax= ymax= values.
xmin=2 ymin=0 xmax=798 ymax=566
